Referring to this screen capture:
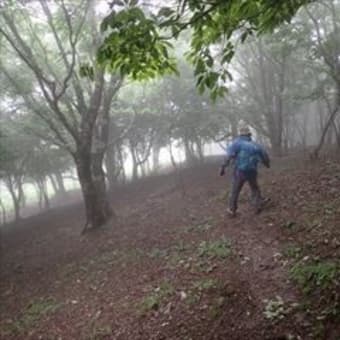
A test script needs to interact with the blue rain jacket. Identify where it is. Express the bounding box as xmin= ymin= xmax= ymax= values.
xmin=226 ymin=135 xmax=270 ymax=172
